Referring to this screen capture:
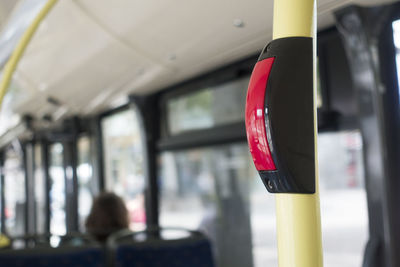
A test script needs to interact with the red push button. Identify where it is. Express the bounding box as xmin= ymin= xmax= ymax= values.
xmin=245 ymin=58 xmax=276 ymax=171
